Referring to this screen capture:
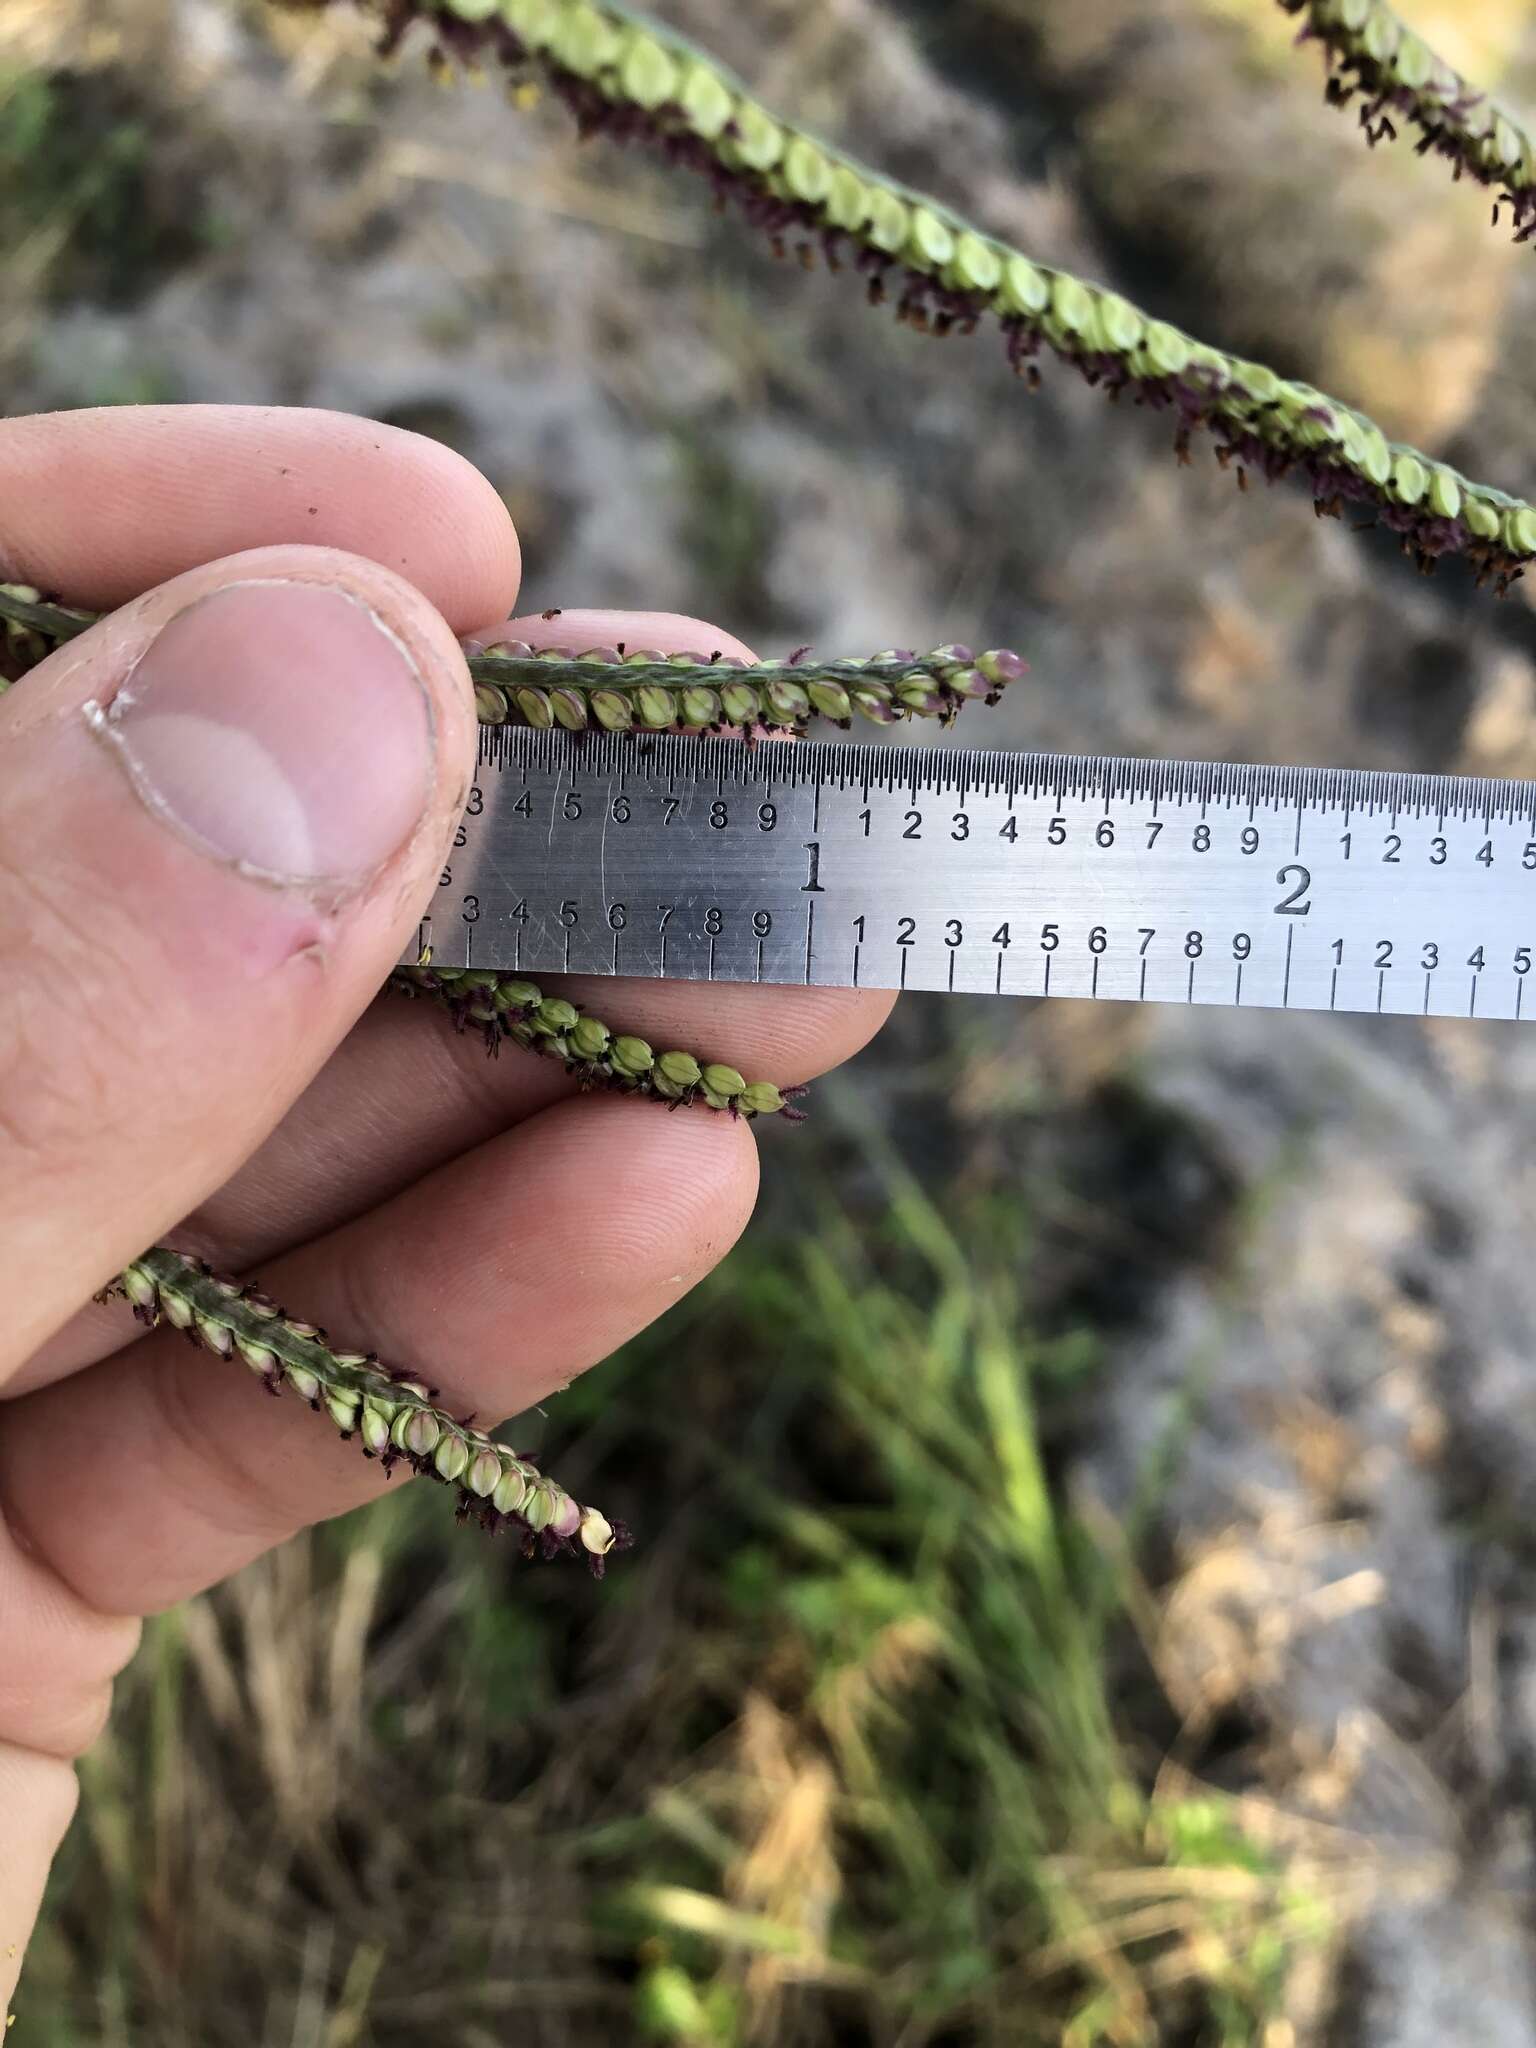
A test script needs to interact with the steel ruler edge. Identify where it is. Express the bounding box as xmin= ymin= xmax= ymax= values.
xmin=401 ymin=726 xmax=1536 ymax=1025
